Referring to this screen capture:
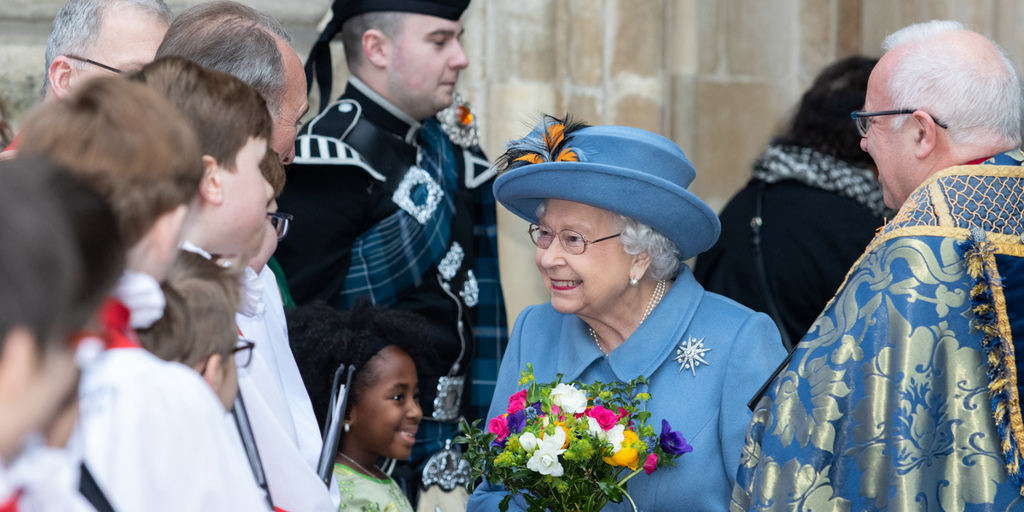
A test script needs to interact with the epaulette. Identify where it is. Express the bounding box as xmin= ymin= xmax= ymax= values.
xmin=437 ymin=92 xmax=480 ymax=148
xmin=463 ymin=150 xmax=495 ymax=189
xmin=293 ymin=100 xmax=386 ymax=182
